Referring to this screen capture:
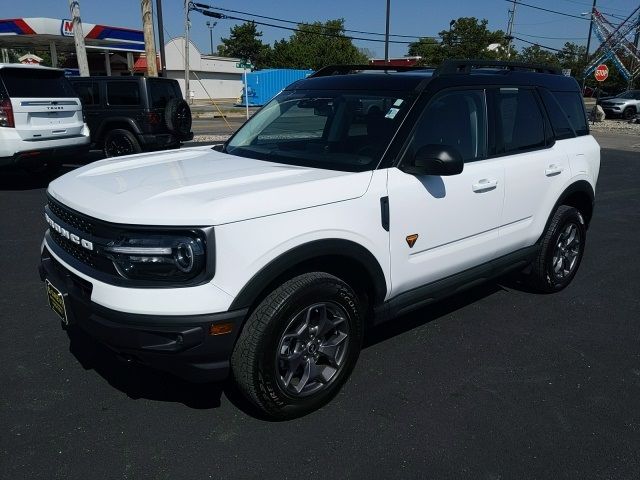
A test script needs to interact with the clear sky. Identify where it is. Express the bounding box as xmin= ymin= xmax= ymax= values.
xmin=3 ymin=0 xmax=637 ymax=58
